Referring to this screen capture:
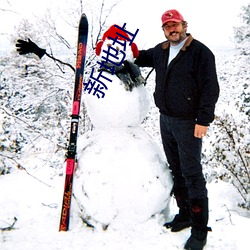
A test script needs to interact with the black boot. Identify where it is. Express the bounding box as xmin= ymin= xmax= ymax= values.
xmin=184 ymin=197 xmax=211 ymax=250
xmin=164 ymin=195 xmax=192 ymax=232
